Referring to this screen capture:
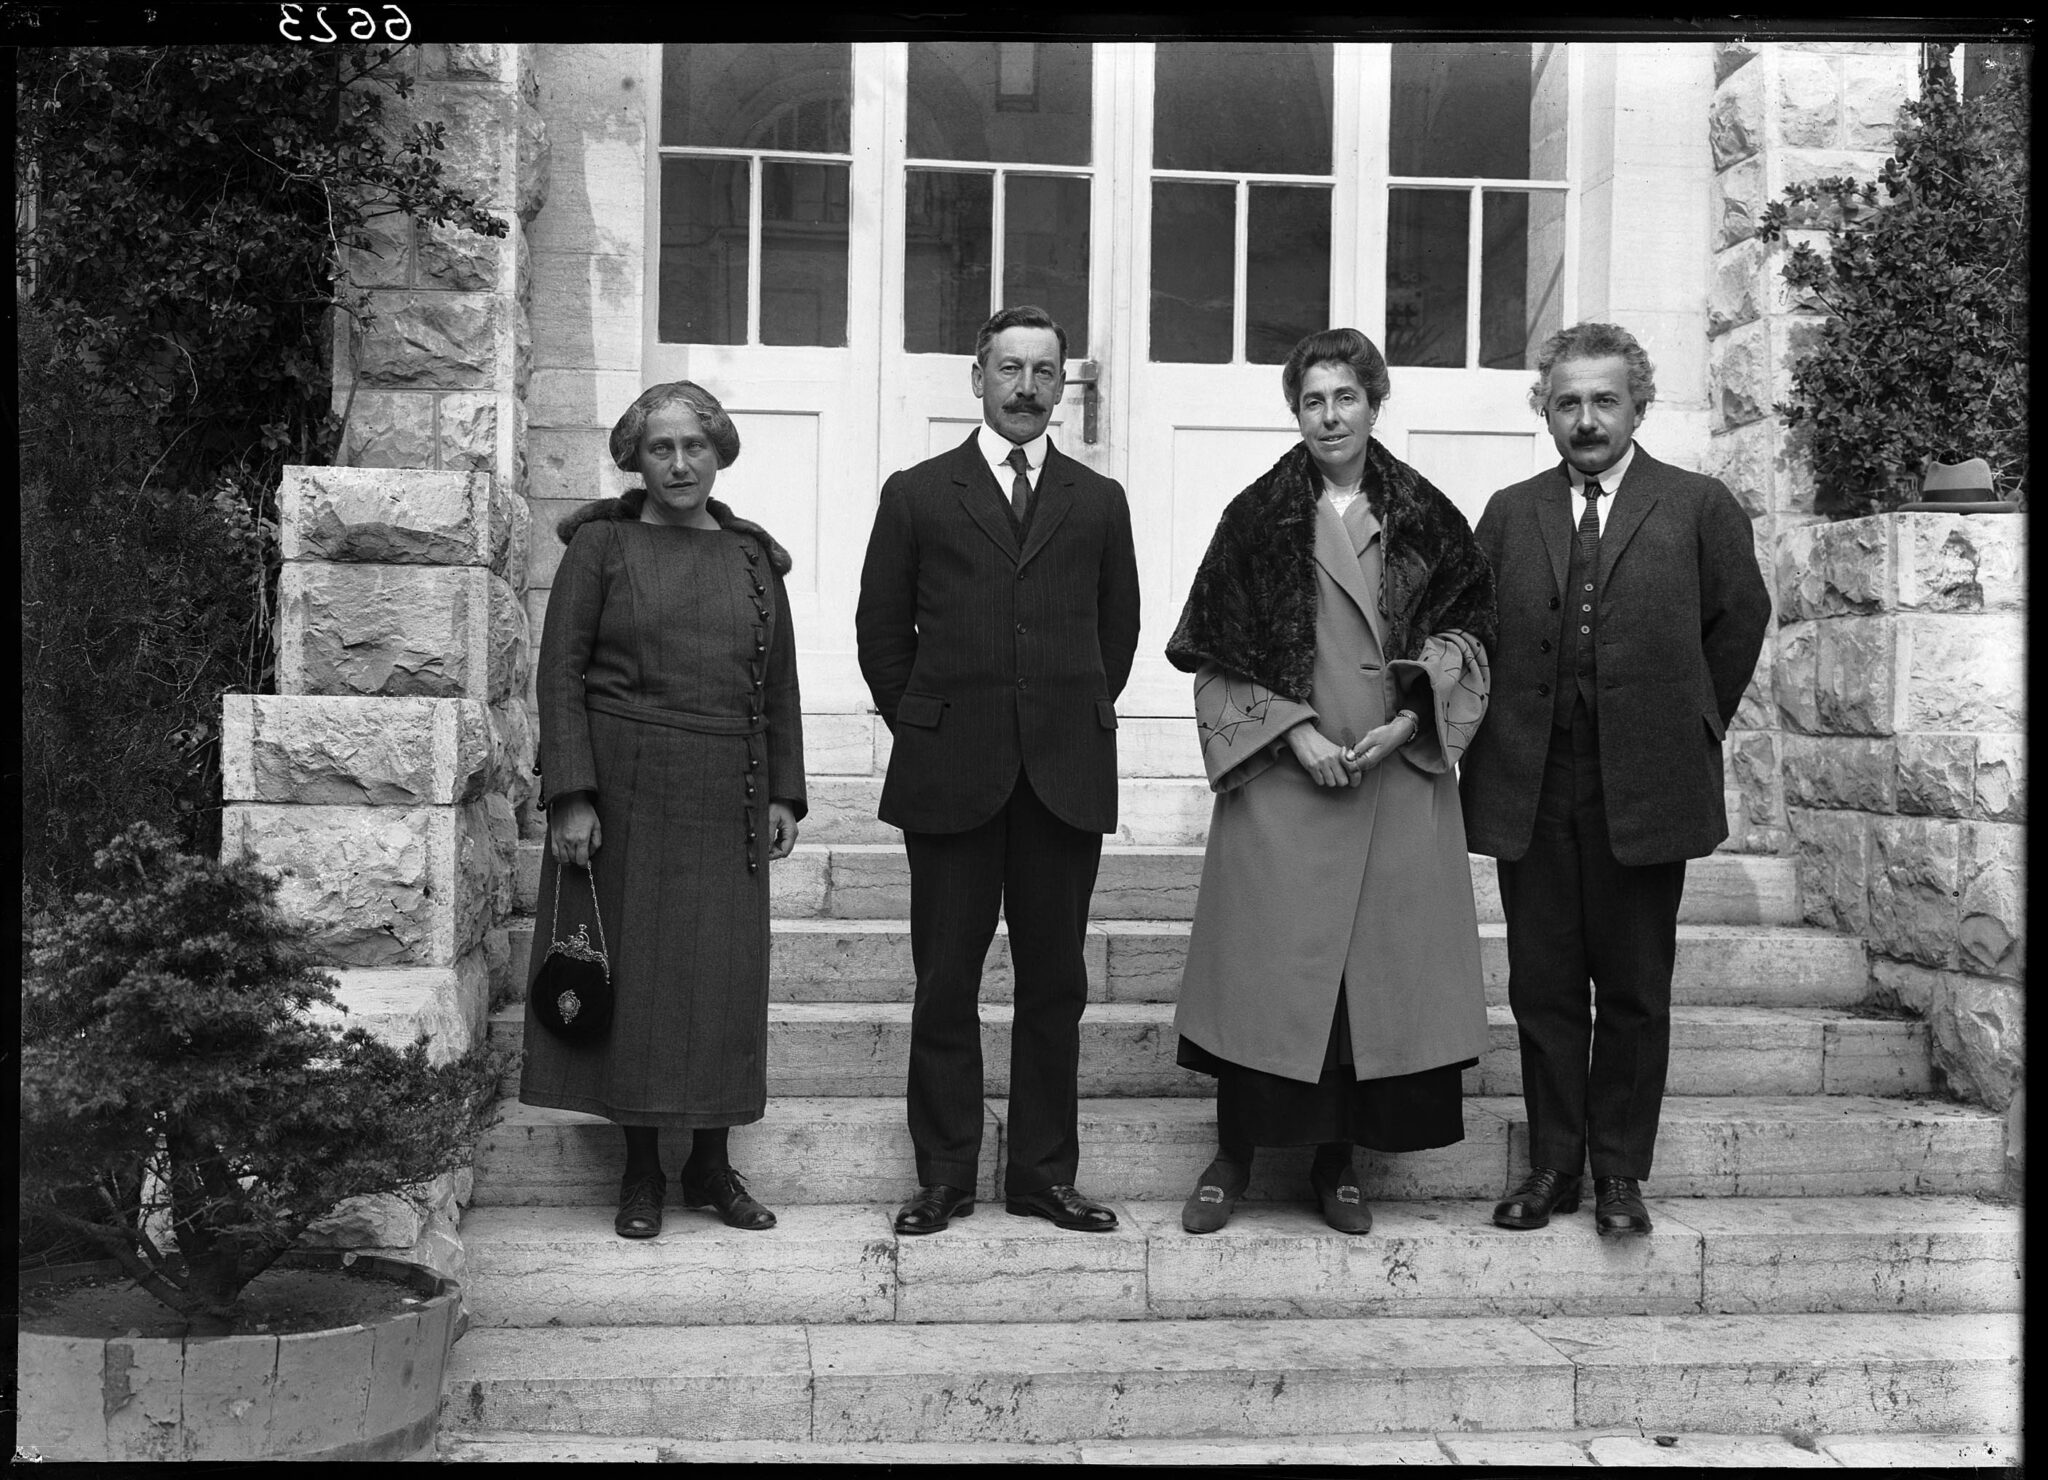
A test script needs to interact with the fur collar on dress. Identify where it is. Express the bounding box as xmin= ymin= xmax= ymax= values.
xmin=1164 ymin=439 xmax=1495 ymax=701
xmin=555 ymin=489 xmax=794 ymax=576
